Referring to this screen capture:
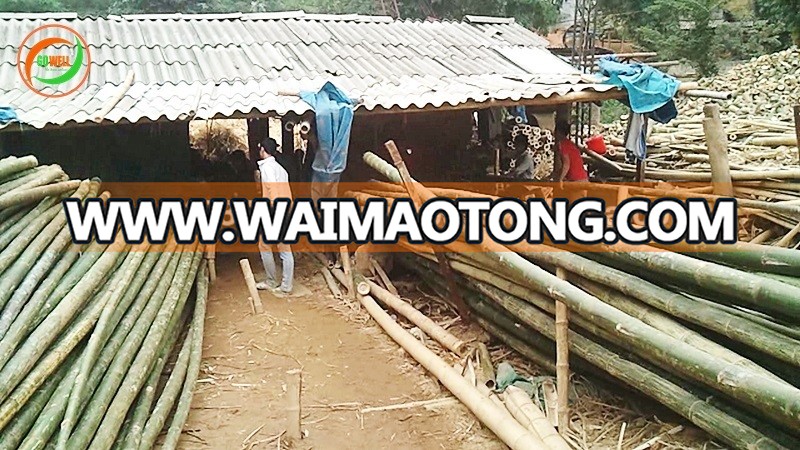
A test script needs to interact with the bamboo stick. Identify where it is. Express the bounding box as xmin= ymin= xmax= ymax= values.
xmin=370 ymin=258 xmax=398 ymax=296
xmin=361 ymin=277 xmax=466 ymax=356
xmin=502 ymin=385 xmax=570 ymax=450
xmin=239 ymin=258 xmax=264 ymax=315
xmin=554 ymin=268 xmax=569 ymax=435
xmin=357 ymin=293 xmax=547 ymax=450
xmin=474 ymin=343 xmax=496 ymax=389
xmin=339 ymin=246 xmax=355 ymax=300
xmin=285 ymin=369 xmax=302 ymax=445
xmin=775 ymin=222 xmax=800 ymax=248
xmin=320 ymin=267 xmax=343 ymax=299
